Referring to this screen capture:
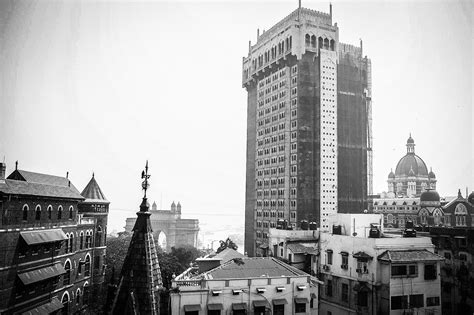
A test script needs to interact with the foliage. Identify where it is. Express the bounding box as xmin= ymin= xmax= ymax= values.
xmin=216 ymin=237 xmax=238 ymax=254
